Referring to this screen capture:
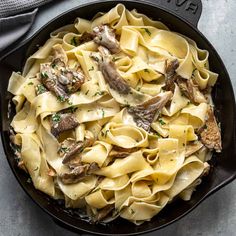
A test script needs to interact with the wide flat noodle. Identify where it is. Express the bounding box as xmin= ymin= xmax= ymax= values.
xmin=8 ymin=3 xmax=219 ymax=225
